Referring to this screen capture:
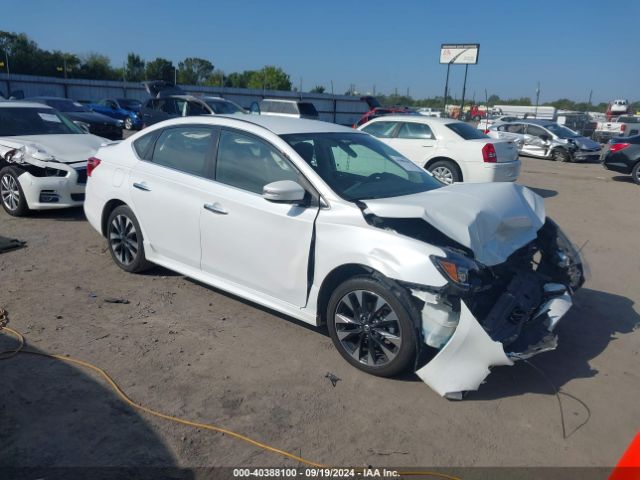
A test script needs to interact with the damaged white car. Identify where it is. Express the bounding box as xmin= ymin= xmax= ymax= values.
xmin=84 ymin=115 xmax=586 ymax=398
xmin=0 ymin=101 xmax=105 ymax=216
